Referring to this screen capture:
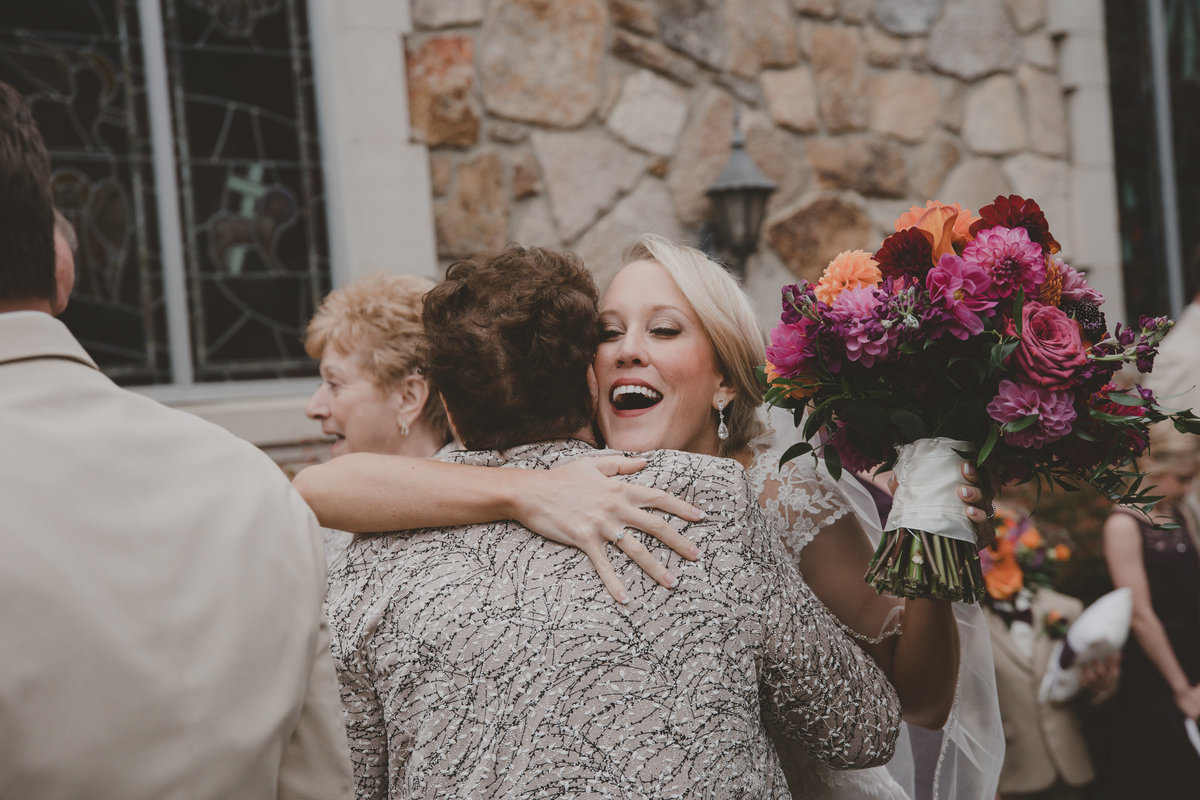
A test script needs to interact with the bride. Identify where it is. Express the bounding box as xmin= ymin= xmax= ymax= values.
xmin=294 ymin=235 xmax=1003 ymax=799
